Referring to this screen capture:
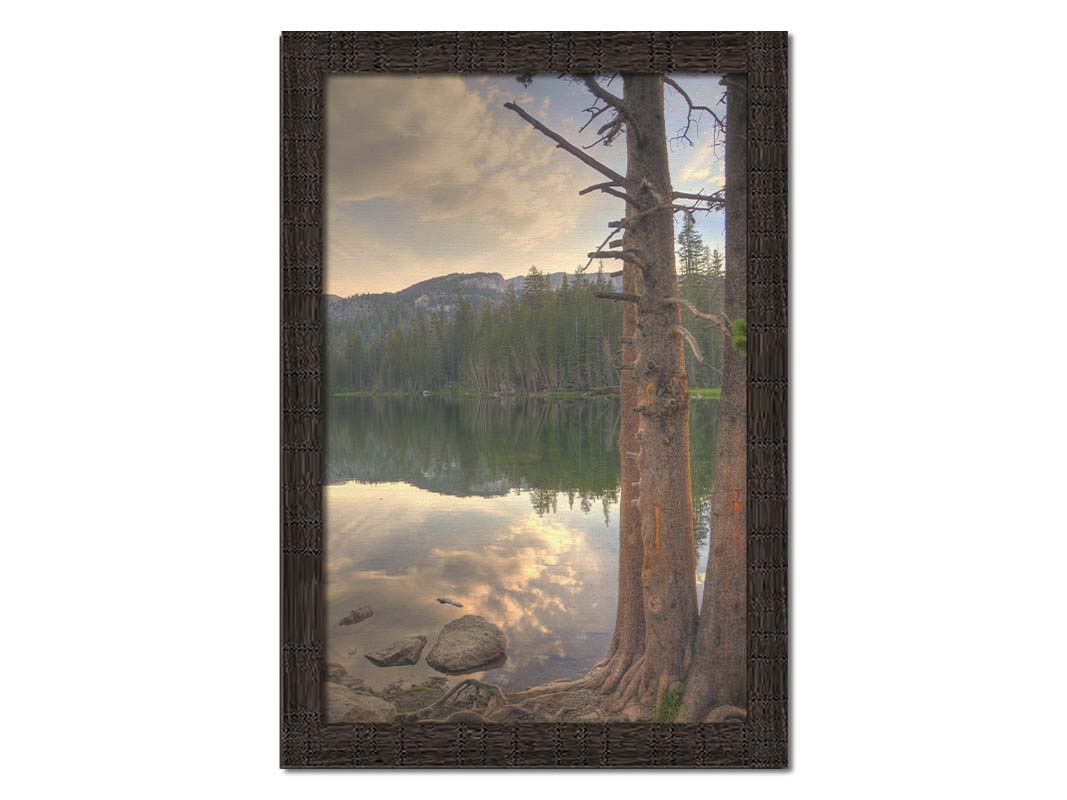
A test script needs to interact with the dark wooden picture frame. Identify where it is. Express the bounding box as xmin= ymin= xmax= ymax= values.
xmin=281 ymin=31 xmax=787 ymax=768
